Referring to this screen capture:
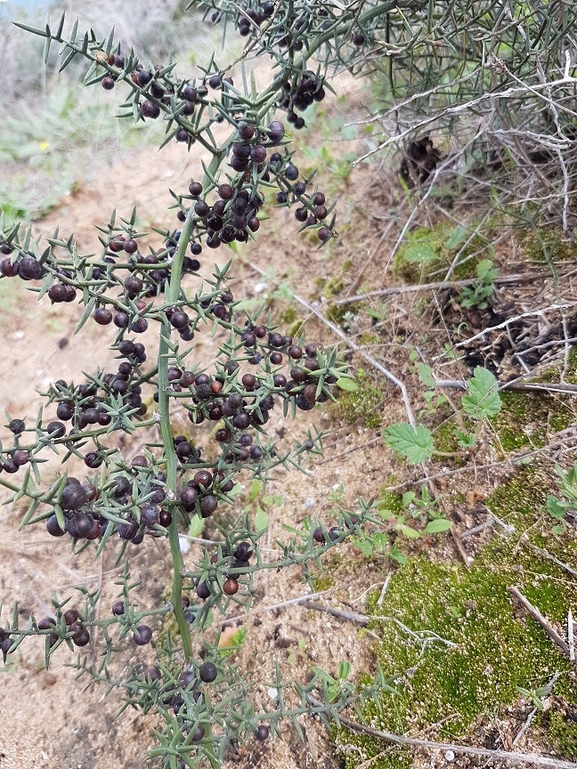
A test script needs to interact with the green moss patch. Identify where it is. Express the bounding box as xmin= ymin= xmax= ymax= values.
xmin=492 ymin=390 xmax=574 ymax=452
xmin=339 ymin=465 xmax=577 ymax=768
xmin=331 ymin=369 xmax=383 ymax=428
